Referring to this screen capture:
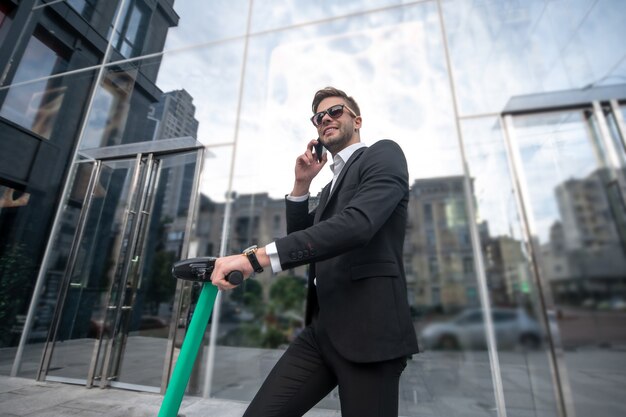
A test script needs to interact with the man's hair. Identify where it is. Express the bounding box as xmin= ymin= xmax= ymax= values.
xmin=312 ymin=86 xmax=361 ymax=116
